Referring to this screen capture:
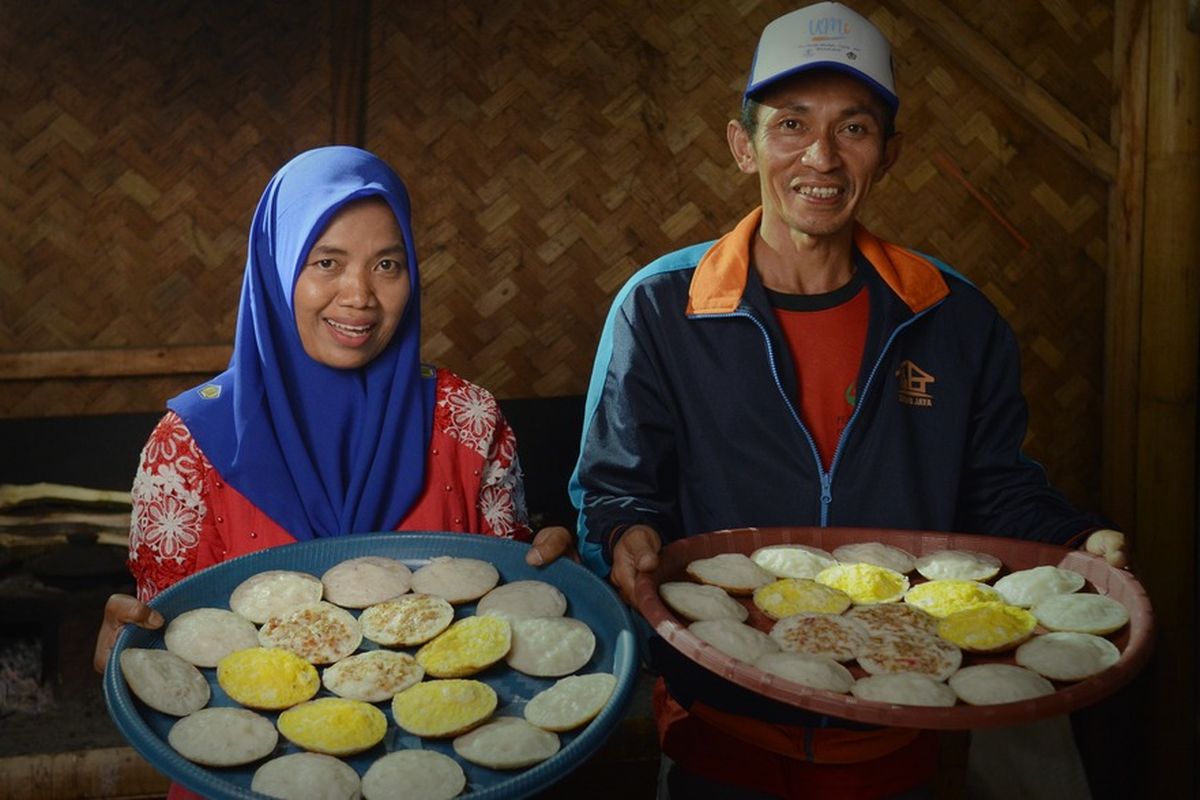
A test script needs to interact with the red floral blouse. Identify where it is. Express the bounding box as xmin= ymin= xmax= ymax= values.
xmin=128 ymin=369 xmax=531 ymax=601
